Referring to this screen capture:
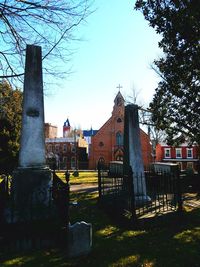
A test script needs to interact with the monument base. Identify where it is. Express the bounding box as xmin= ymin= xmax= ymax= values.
xmin=135 ymin=195 xmax=151 ymax=207
xmin=5 ymin=167 xmax=54 ymax=223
